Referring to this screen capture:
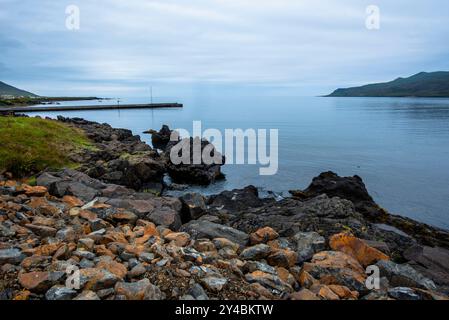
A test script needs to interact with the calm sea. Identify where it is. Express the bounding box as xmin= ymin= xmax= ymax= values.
xmin=28 ymin=96 xmax=449 ymax=229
